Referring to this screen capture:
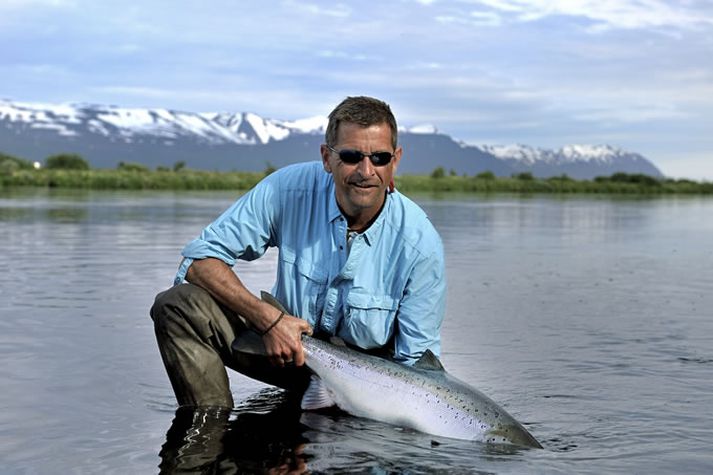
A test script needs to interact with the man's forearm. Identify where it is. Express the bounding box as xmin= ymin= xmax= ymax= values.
xmin=185 ymin=257 xmax=278 ymax=332
xmin=184 ymin=257 xmax=312 ymax=367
